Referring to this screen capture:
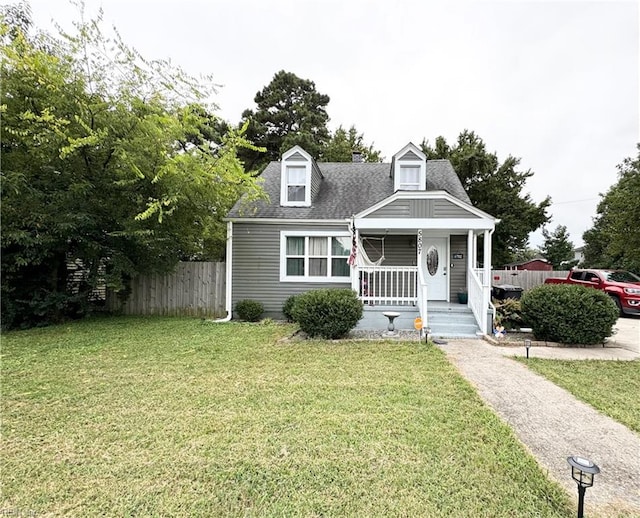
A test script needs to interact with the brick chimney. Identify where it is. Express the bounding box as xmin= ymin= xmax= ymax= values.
xmin=351 ymin=151 xmax=363 ymax=163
